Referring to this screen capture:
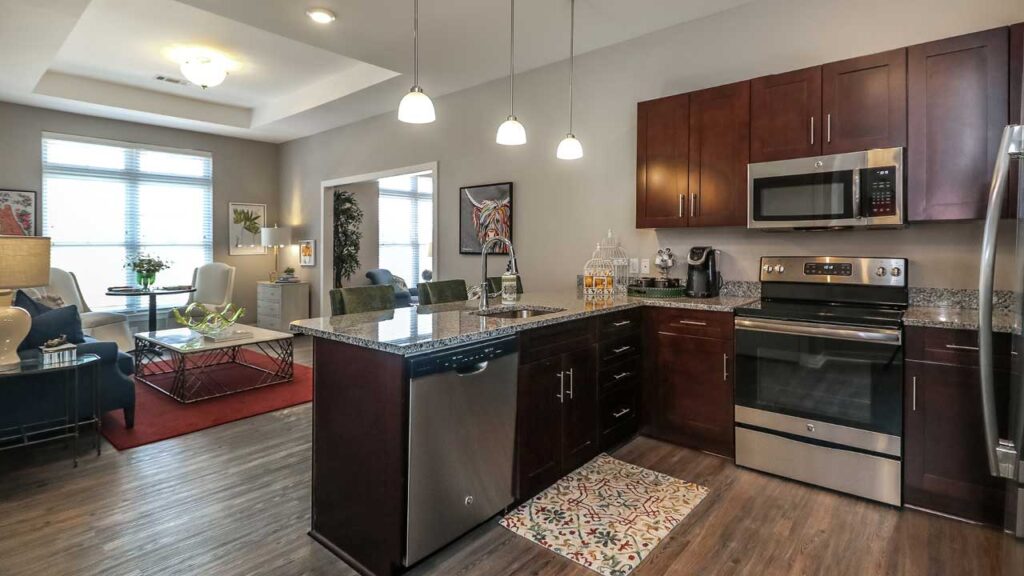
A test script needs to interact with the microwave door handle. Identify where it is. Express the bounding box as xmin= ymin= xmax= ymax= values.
xmin=852 ymin=170 xmax=861 ymax=219
xmin=978 ymin=124 xmax=1023 ymax=480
